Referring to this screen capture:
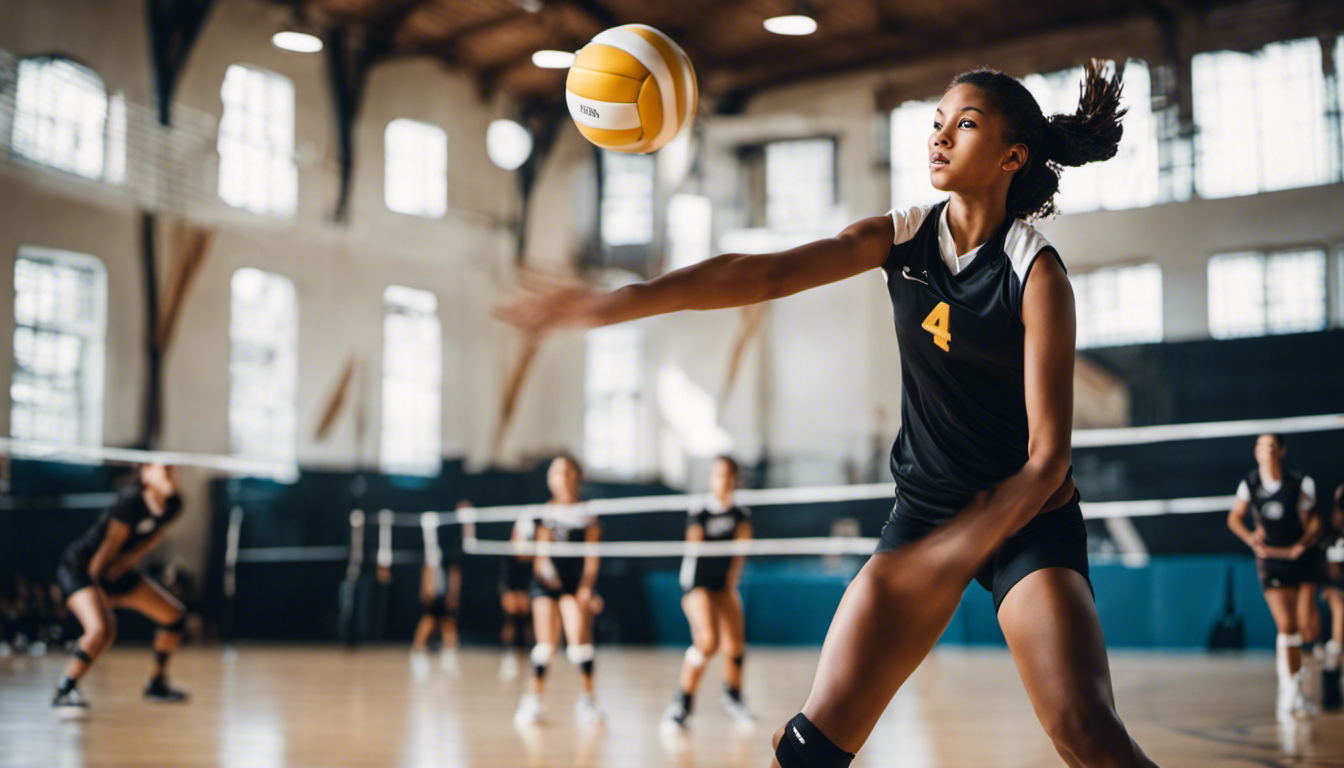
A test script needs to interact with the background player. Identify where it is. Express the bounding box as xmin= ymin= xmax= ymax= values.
xmin=499 ymin=508 xmax=536 ymax=681
xmin=515 ymin=455 xmax=603 ymax=725
xmin=410 ymin=500 xmax=469 ymax=676
xmin=51 ymin=463 xmax=190 ymax=711
xmin=1227 ymin=433 xmax=1320 ymax=720
xmin=664 ymin=455 xmax=754 ymax=727
xmin=502 ymin=60 xmax=1160 ymax=768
